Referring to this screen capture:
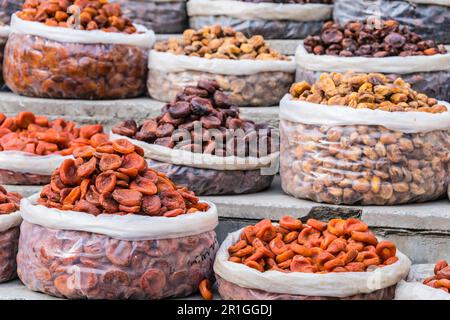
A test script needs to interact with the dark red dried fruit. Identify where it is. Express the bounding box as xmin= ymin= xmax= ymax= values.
xmin=112 ymin=120 xmax=138 ymax=137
